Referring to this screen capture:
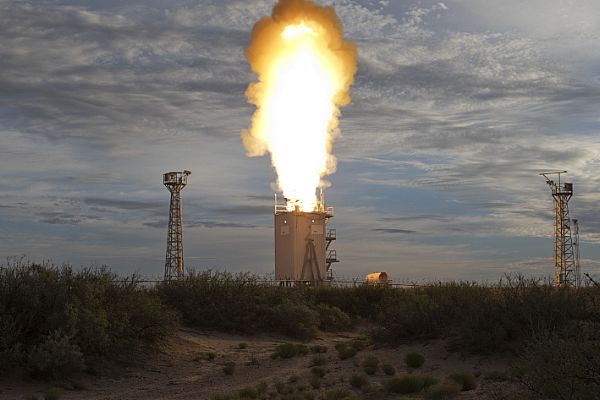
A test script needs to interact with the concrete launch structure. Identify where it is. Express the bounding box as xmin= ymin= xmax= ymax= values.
xmin=274 ymin=193 xmax=338 ymax=284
